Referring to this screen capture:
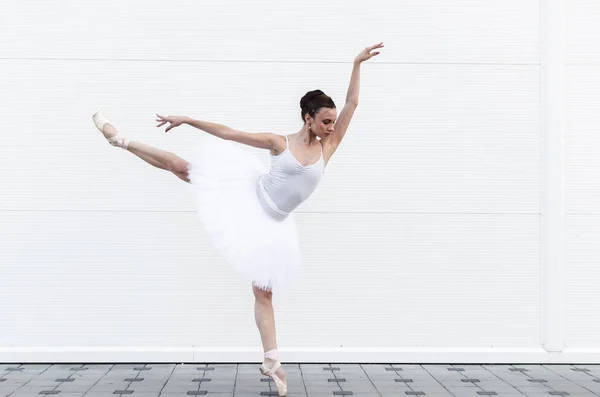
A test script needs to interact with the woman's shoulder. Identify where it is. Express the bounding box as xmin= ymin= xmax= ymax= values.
xmin=269 ymin=133 xmax=289 ymax=156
